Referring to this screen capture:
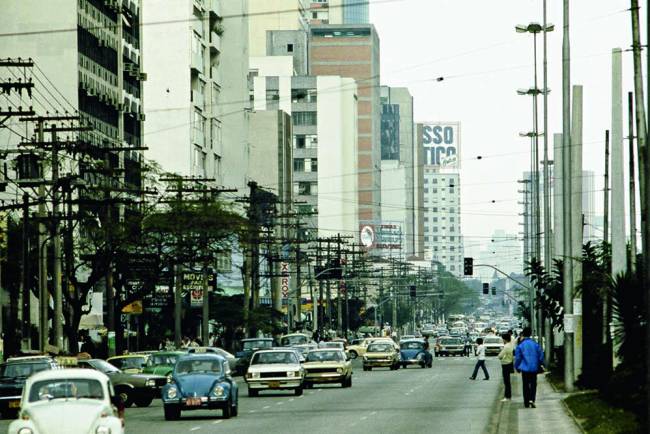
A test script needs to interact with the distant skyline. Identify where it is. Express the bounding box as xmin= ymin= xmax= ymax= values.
xmin=372 ymin=0 xmax=640 ymax=268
